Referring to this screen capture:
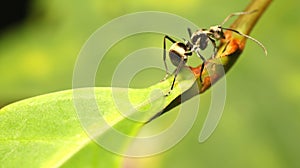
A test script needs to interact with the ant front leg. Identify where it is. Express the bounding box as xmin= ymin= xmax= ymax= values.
xmin=195 ymin=49 xmax=206 ymax=82
xmin=208 ymin=37 xmax=217 ymax=58
xmin=163 ymin=35 xmax=176 ymax=80
xmin=220 ymin=10 xmax=258 ymax=26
